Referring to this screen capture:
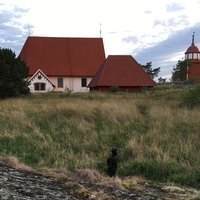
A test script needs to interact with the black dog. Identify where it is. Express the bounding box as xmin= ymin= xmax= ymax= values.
xmin=107 ymin=148 xmax=118 ymax=177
